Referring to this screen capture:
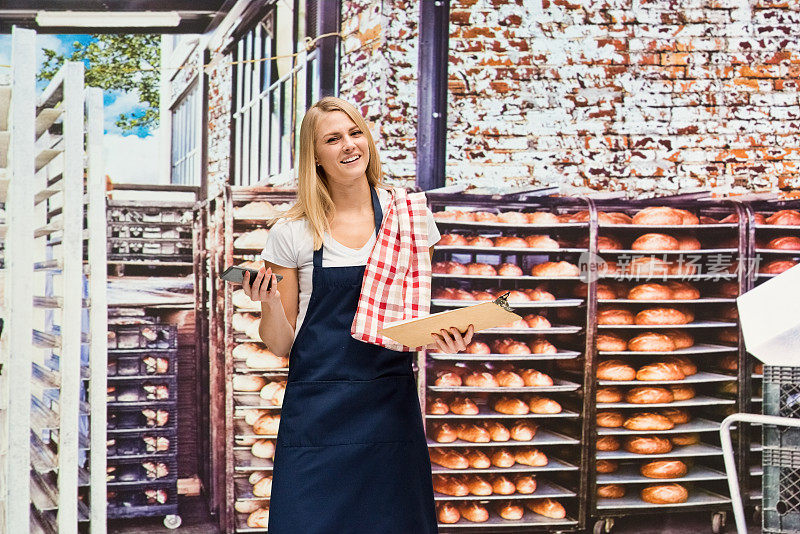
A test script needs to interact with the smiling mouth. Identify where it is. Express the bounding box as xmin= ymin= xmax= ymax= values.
xmin=341 ymin=154 xmax=361 ymax=164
